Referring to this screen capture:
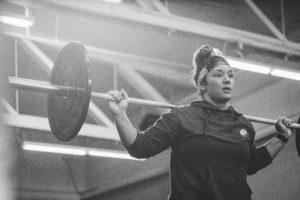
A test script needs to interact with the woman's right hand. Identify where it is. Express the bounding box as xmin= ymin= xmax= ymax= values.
xmin=107 ymin=89 xmax=129 ymax=115
xmin=275 ymin=116 xmax=292 ymax=139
